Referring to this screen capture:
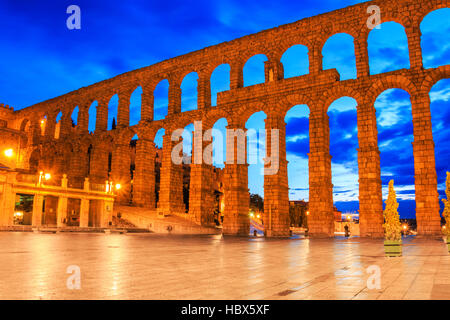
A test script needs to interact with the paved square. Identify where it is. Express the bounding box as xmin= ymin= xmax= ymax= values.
xmin=0 ymin=232 xmax=449 ymax=300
